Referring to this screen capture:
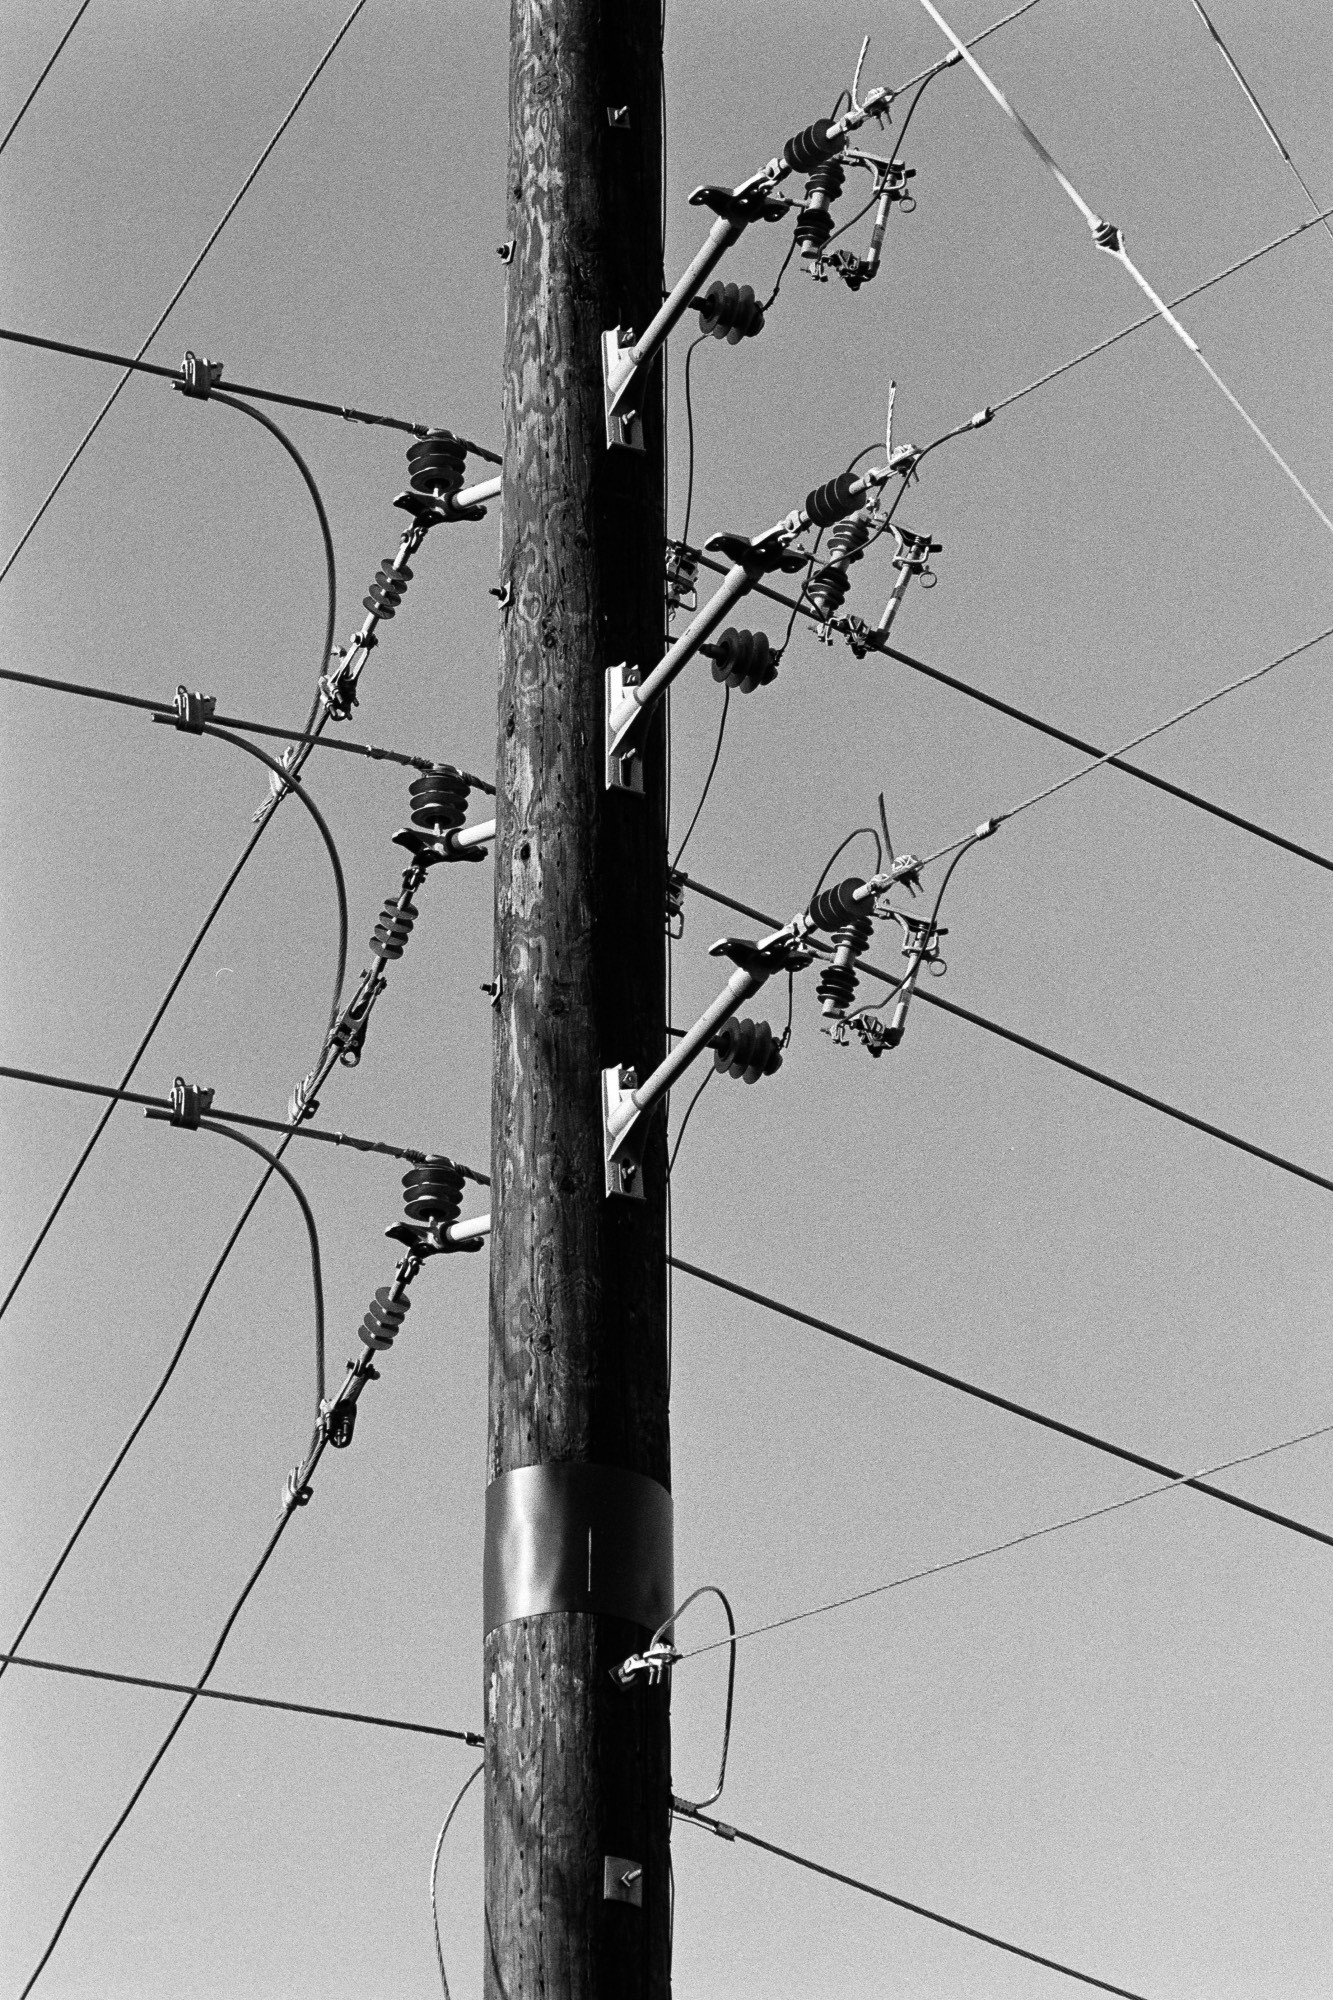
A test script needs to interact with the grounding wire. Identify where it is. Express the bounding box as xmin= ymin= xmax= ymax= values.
xmin=918 ymin=0 xmax=1333 ymax=544
xmin=667 ymin=1256 xmax=1333 ymax=1553
xmin=674 ymin=1805 xmax=1147 ymax=1999
xmin=0 ymin=324 xmax=500 ymax=451
xmin=18 ymin=1485 xmax=319 ymax=1999
xmin=676 ymin=1415 xmax=1333 ymax=1665
xmin=0 ymin=663 xmax=495 ymax=784
xmin=676 ymin=870 xmax=1333 ymax=1205
xmin=1187 ymin=0 xmax=1333 ymax=247
xmin=145 ymin=1112 xmax=326 ymax=1406
xmin=0 ymin=1649 xmax=484 ymax=1743
xmin=431 ymin=1761 xmax=484 ymax=2000
xmin=678 ymin=332 xmax=707 ymax=548
xmin=670 ymin=686 xmax=729 ymax=868
xmin=0 ymin=1 xmax=93 ymax=160
xmin=667 ymin=1066 xmax=714 ymax=1178
xmin=0 ymin=0 xmax=371 ymax=585
xmin=657 ymin=1586 xmax=735 ymax=1810
xmin=689 ymin=546 xmax=1333 ymax=879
